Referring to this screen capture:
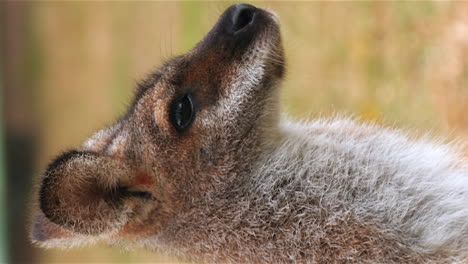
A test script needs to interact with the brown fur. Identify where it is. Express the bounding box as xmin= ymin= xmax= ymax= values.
xmin=31 ymin=4 xmax=468 ymax=263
